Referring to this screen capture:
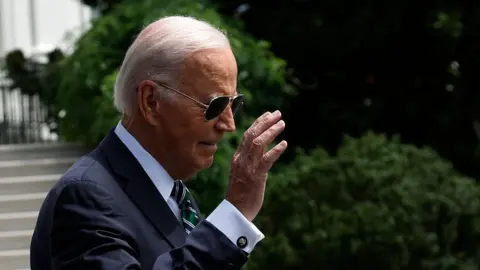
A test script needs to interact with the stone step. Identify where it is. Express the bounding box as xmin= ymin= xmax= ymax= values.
xmin=0 ymin=143 xmax=84 ymax=270
xmin=0 ymin=211 xmax=38 ymax=231
xmin=0 ymin=158 xmax=75 ymax=178
xmin=0 ymin=249 xmax=30 ymax=270
xmin=0 ymin=193 xmax=47 ymax=214
xmin=0 ymin=143 xmax=88 ymax=161
xmin=0 ymin=230 xmax=32 ymax=251
xmin=0 ymin=174 xmax=61 ymax=195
